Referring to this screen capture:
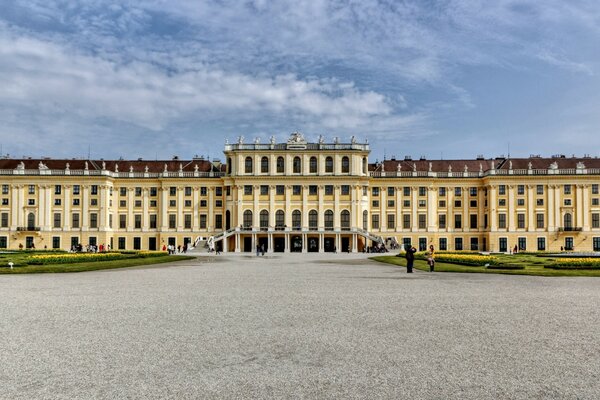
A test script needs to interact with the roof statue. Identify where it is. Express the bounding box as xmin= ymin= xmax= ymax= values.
xmin=84 ymin=161 xmax=88 ymax=170
xmin=528 ymin=161 xmax=532 ymax=170
xmin=381 ymin=162 xmax=385 ymax=172
xmin=448 ymin=164 xmax=452 ymax=173
xmin=225 ymin=138 xmax=229 ymax=145
xmin=287 ymin=132 xmax=306 ymax=144
xmin=102 ymin=161 xmax=106 ymax=170
xmin=491 ymin=160 xmax=495 ymax=170
xmin=129 ymin=166 xmax=133 ymax=173
xmin=413 ymin=163 xmax=417 ymax=172
xmin=38 ymin=161 xmax=48 ymax=170
xmin=270 ymin=136 xmax=275 ymax=145
xmin=428 ymin=162 xmax=432 ymax=172
xmin=464 ymin=164 xmax=468 ymax=172
xmin=113 ymin=163 xmax=117 ymax=172
xmin=237 ymin=136 xmax=244 ymax=144
xmin=194 ymin=164 xmax=199 ymax=172
xmin=479 ymin=163 xmax=483 ymax=173
xmin=397 ymin=163 xmax=402 ymax=172
xmin=577 ymin=161 xmax=586 ymax=169
xmin=509 ymin=160 xmax=513 ymax=170
xmin=164 ymin=163 xmax=168 ymax=172
xmin=65 ymin=162 xmax=70 ymax=170
xmin=549 ymin=161 xmax=558 ymax=170
xmin=254 ymin=137 xmax=260 ymax=144
xmin=334 ymin=136 xmax=340 ymax=144
xmin=351 ymin=135 xmax=357 ymax=144
xmin=145 ymin=165 xmax=149 ymax=173
xmin=179 ymin=163 xmax=183 ymax=172
xmin=318 ymin=134 xmax=324 ymax=144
